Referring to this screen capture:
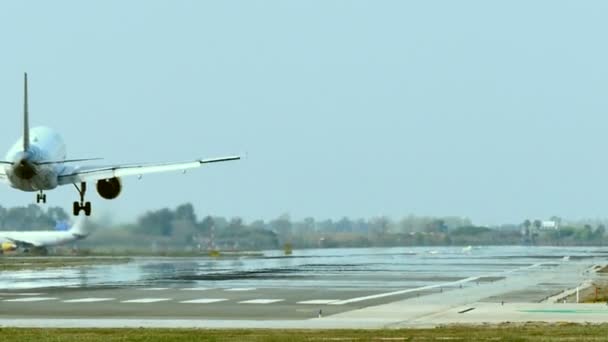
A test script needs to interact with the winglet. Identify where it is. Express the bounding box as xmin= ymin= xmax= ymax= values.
xmin=23 ymin=73 xmax=30 ymax=152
